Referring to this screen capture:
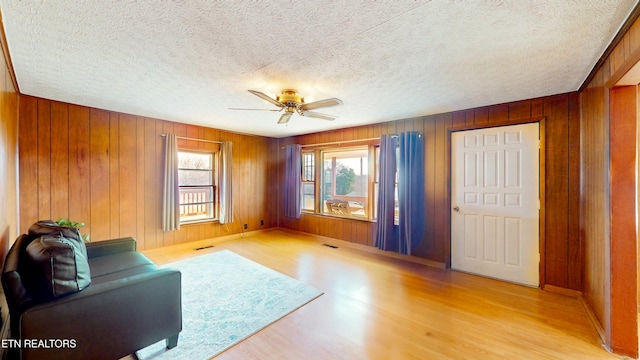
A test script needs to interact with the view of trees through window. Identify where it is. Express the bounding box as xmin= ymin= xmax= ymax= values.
xmin=334 ymin=164 xmax=356 ymax=195
xmin=322 ymin=147 xmax=369 ymax=218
